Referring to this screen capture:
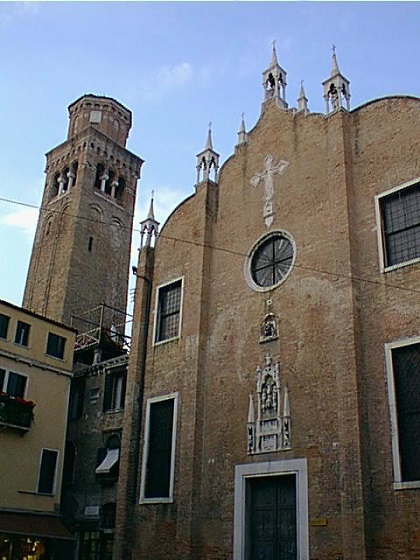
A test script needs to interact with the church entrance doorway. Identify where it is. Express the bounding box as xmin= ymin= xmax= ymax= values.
xmin=246 ymin=474 xmax=297 ymax=560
